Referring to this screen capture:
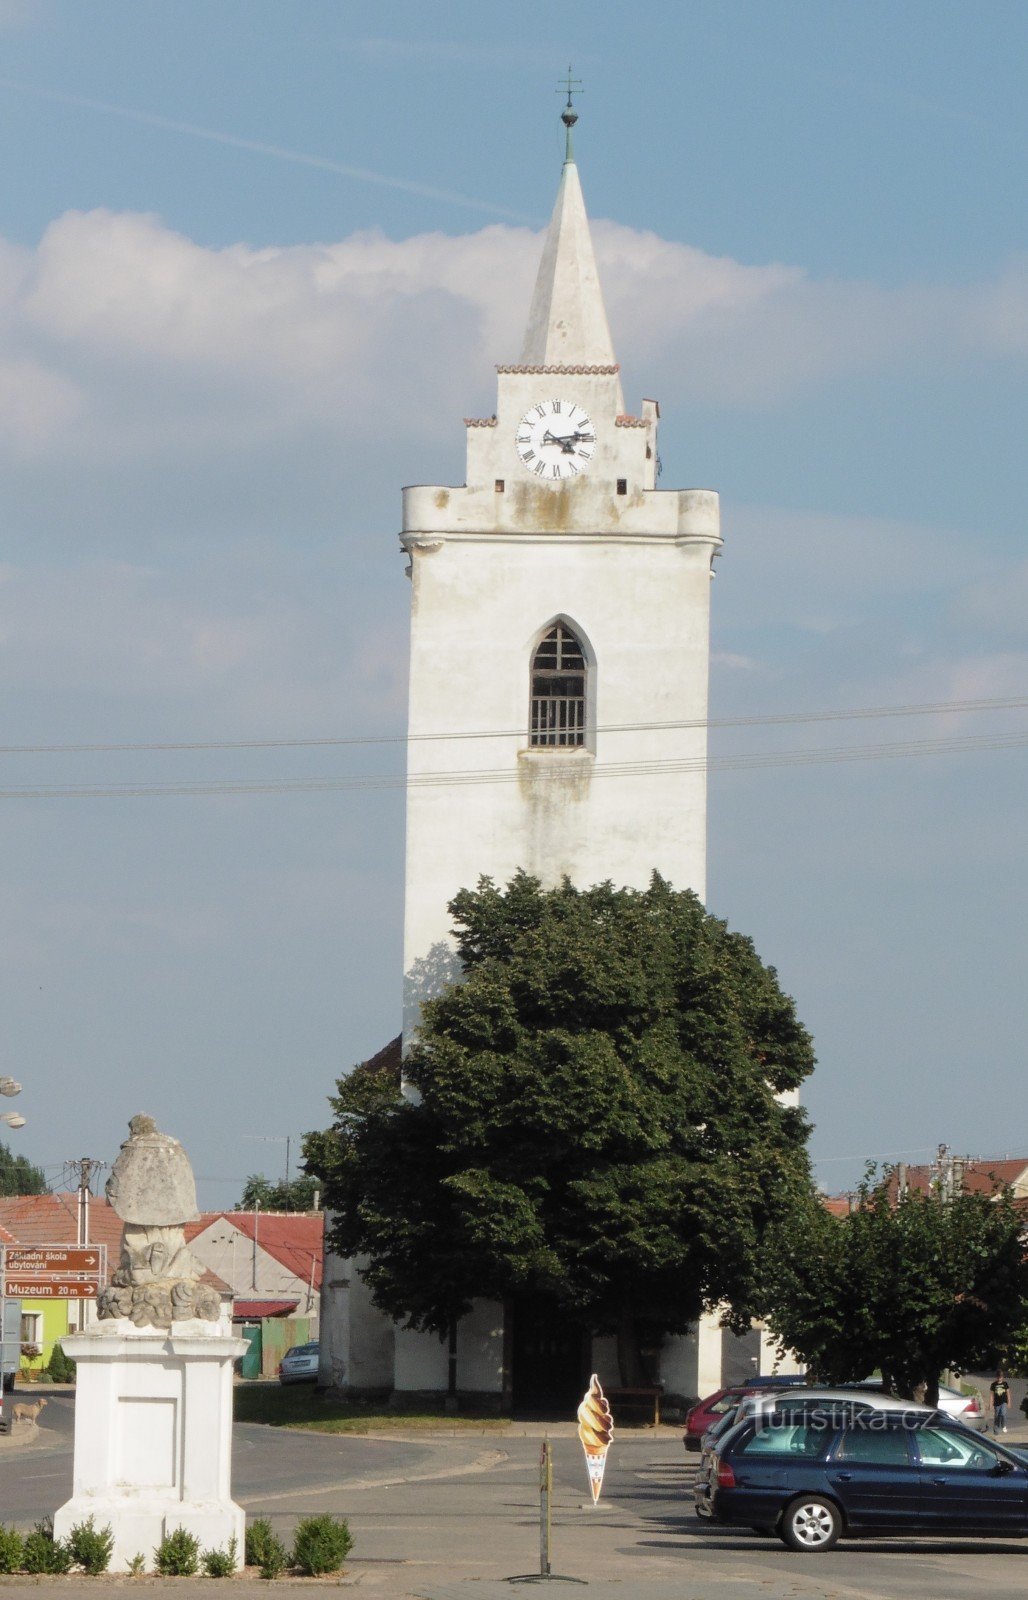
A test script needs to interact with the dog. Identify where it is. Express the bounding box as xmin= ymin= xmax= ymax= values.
xmin=11 ymin=1397 xmax=47 ymax=1426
